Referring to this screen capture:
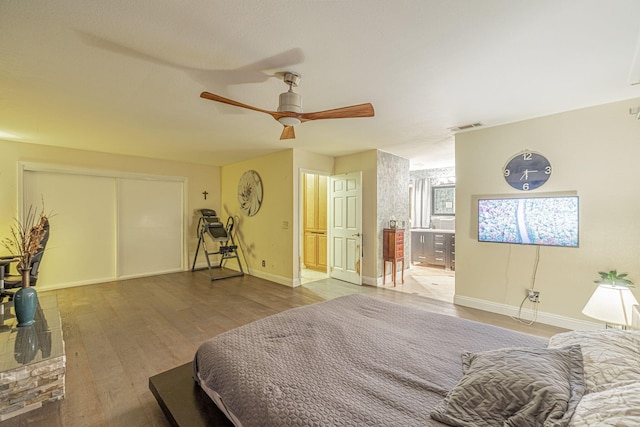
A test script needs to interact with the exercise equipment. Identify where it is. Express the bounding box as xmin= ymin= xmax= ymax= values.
xmin=191 ymin=209 xmax=244 ymax=280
